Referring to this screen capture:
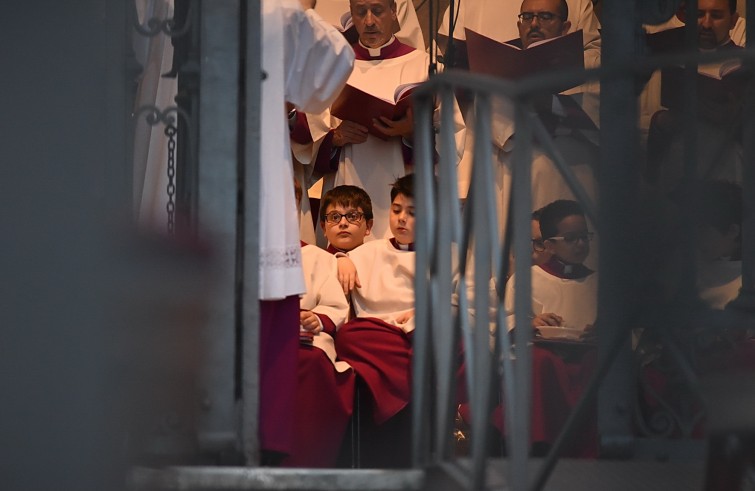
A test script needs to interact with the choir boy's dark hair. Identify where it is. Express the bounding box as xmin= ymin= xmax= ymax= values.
xmin=539 ymin=199 xmax=585 ymax=240
xmin=320 ymin=185 xmax=374 ymax=221
xmin=390 ymin=173 xmax=414 ymax=202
